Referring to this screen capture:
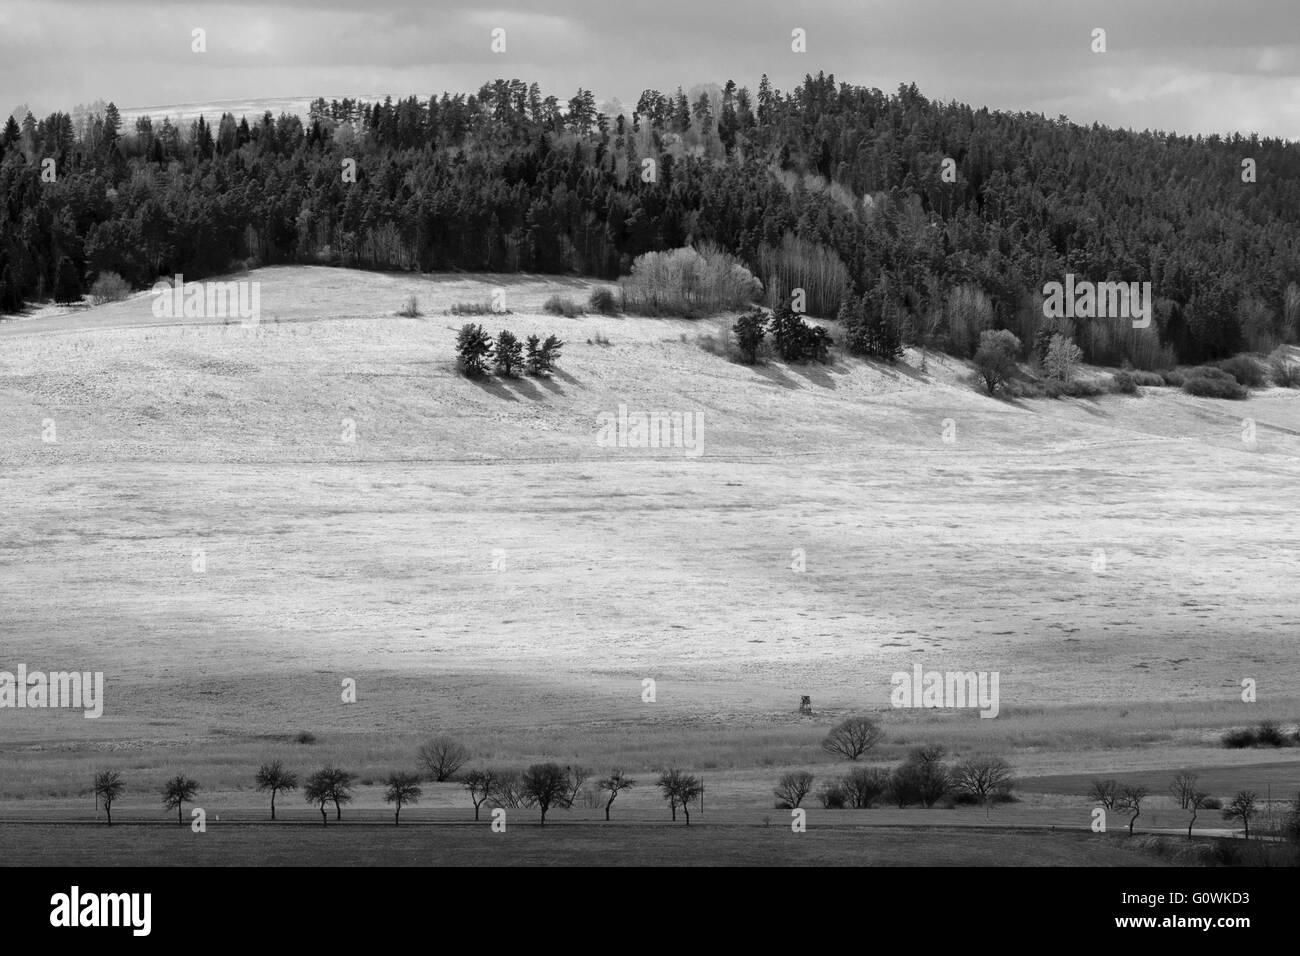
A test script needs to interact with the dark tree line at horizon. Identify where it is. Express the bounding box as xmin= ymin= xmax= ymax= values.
xmin=3 ymin=73 xmax=1300 ymax=364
